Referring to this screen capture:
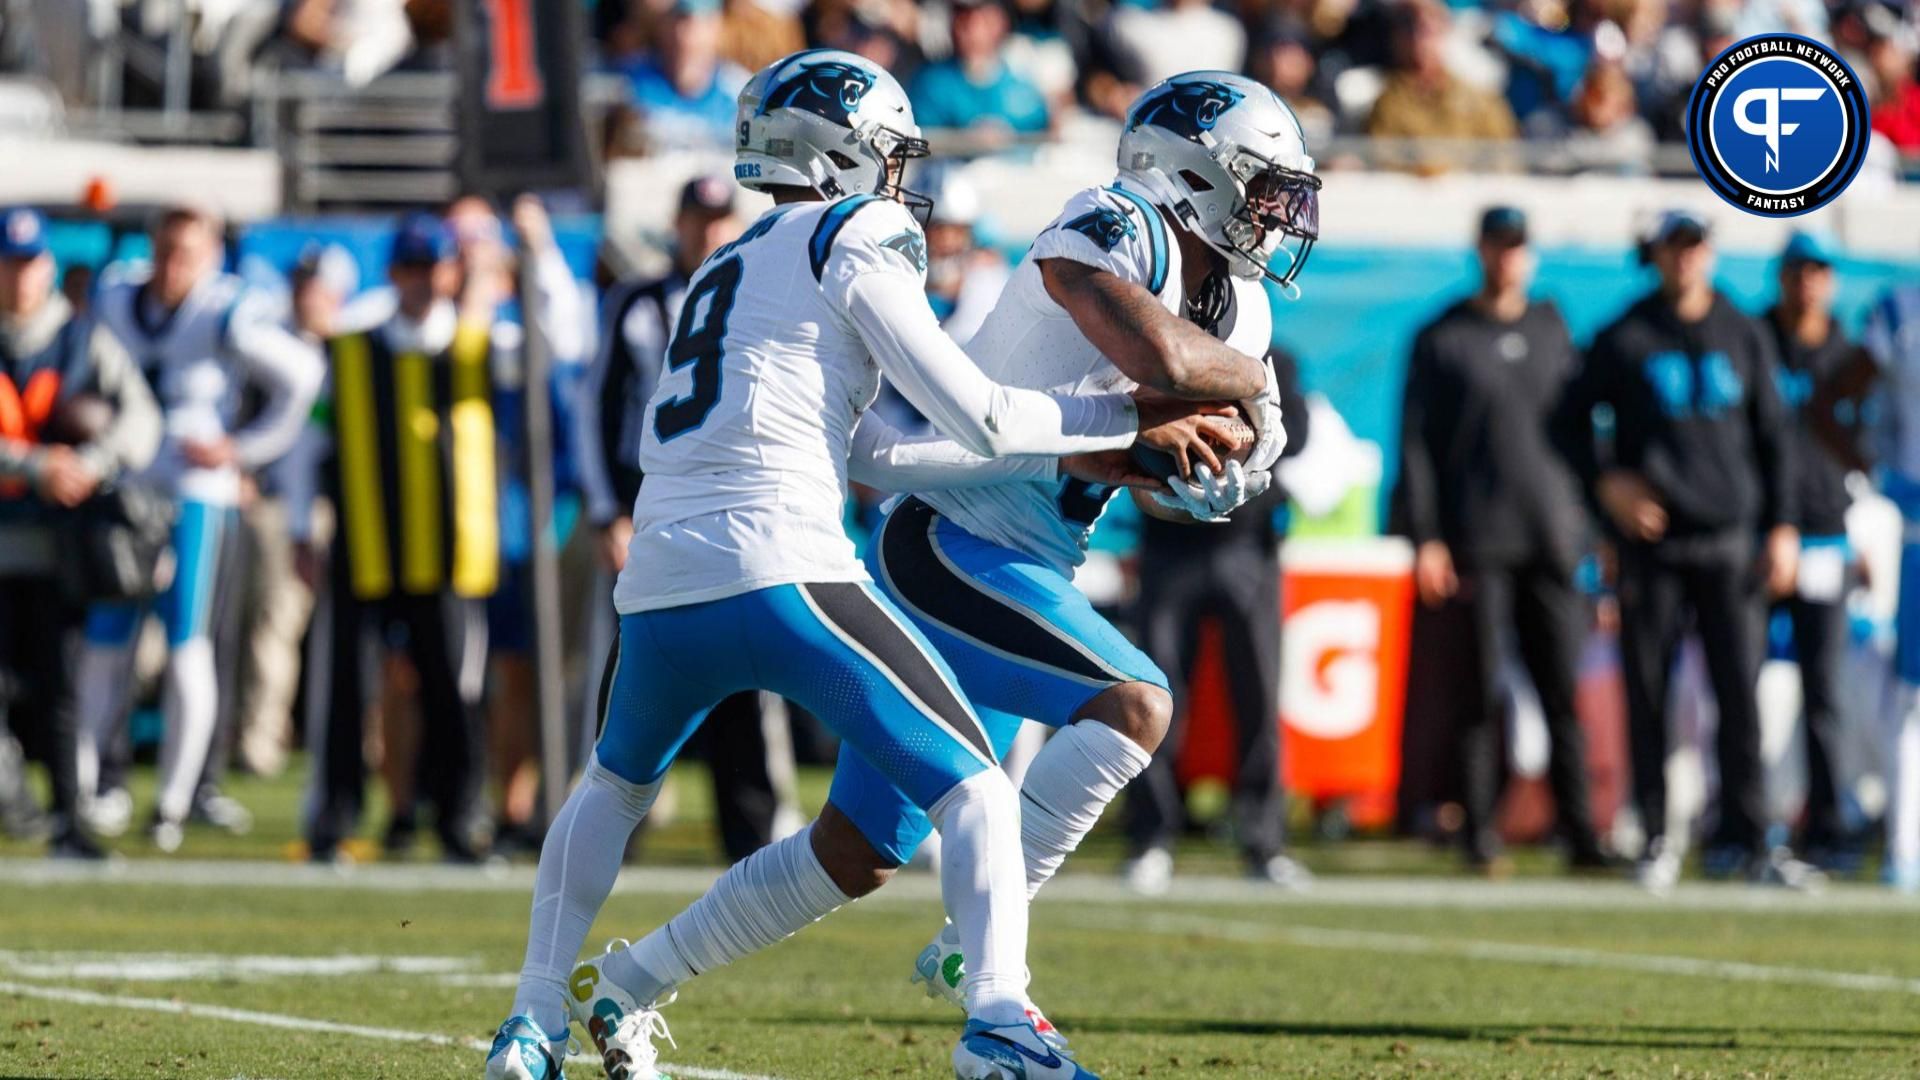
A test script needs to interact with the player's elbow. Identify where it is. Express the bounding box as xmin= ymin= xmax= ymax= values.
xmin=1142 ymin=330 xmax=1216 ymax=398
